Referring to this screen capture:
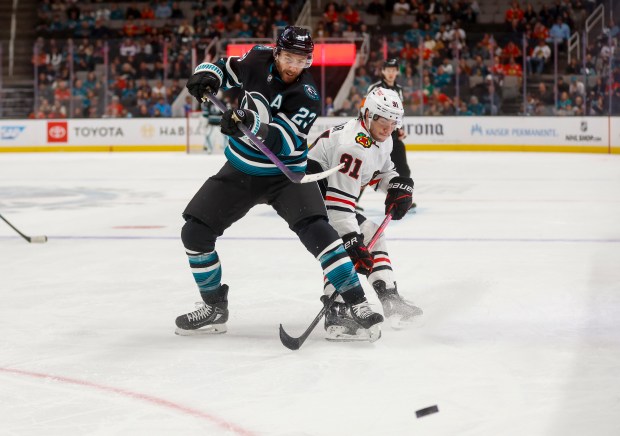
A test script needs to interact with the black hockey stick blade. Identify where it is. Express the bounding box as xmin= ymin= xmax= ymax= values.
xmin=202 ymin=93 xmax=343 ymax=183
xmin=0 ymin=214 xmax=47 ymax=243
xmin=279 ymin=210 xmax=395 ymax=350
xmin=279 ymin=292 xmax=338 ymax=350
